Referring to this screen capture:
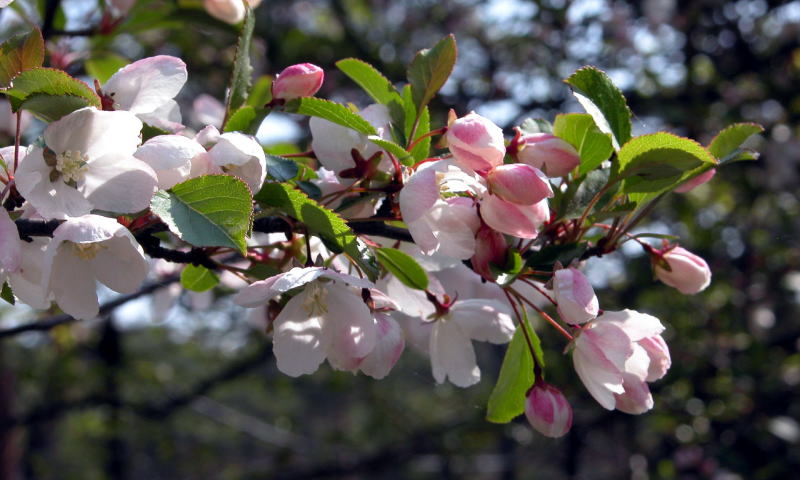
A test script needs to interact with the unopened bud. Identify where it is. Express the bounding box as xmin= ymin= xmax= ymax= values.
xmin=272 ymin=63 xmax=324 ymax=101
xmin=487 ymin=163 xmax=553 ymax=205
xmin=446 ymin=112 xmax=506 ymax=173
xmin=203 ymin=0 xmax=246 ymax=24
xmin=525 ymin=382 xmax=573 ymax=438
xmin=517 ymin=133 xmax=580 ymax=177
xmin=471 ymin=225 xmax=508 ymax=281
xmin=654 ymin=246 xmax=711 ymax=294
